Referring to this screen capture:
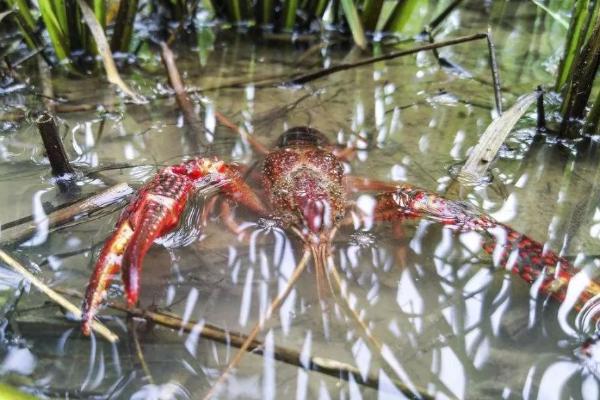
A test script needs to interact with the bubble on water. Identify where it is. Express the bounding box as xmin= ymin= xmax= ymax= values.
xmin=257 ymin=217 xmax=282 ymax=234
xmin=349 ymin=231 xmax=375 ymax=248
